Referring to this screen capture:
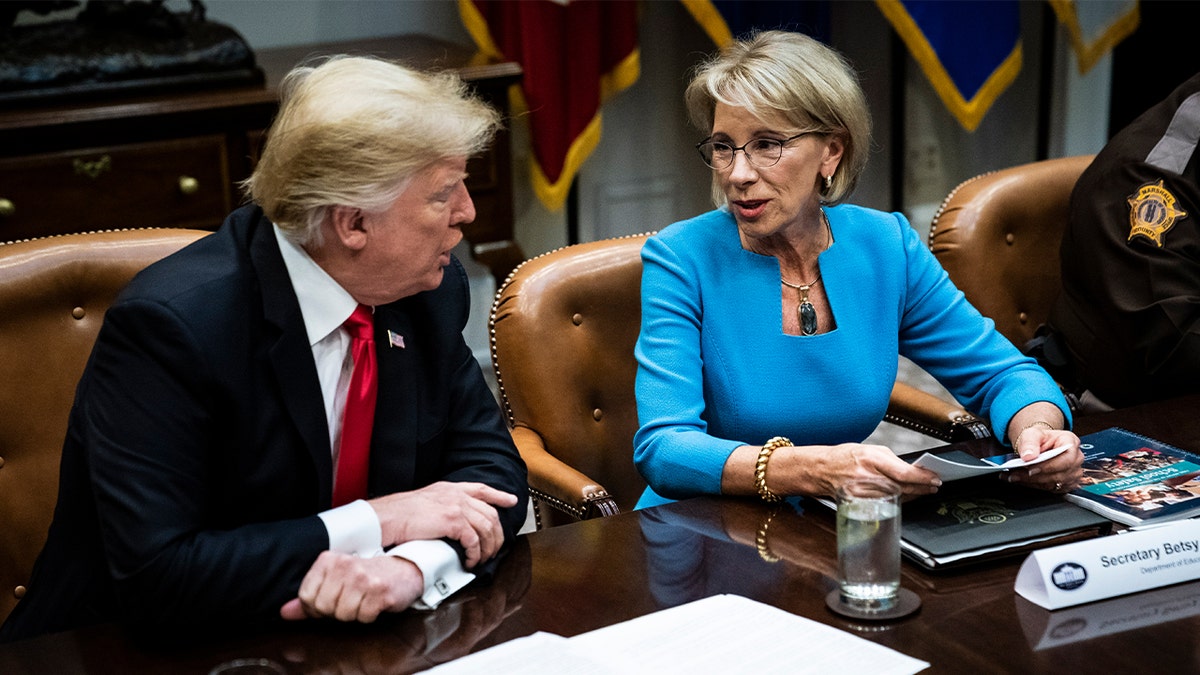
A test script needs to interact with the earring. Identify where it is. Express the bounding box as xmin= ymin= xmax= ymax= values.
xmin=822 ymin=174 xmax=833 ymax=190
